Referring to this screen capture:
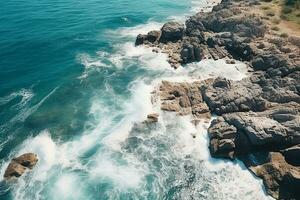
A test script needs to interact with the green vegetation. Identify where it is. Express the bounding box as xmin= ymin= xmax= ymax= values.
xmin=266 ymin=10 xmax=276 ymax=16
xmin=271 ymin=18 xmax=281 ymax=24
xmin=281 ymin=0 xmax=300 ymax=24
xmin=271 ymin=26 xmax=280 ymax=31
xmin=280 ymin=32 xmax=289 ymax=37
xmin=262 ymin=5 xmax=271 ymax=10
